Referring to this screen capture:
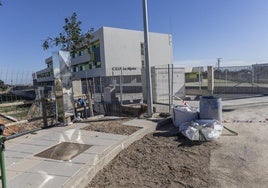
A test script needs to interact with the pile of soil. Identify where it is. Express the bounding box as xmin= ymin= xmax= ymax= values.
xmin=81 ymin=118 xmax=141 ymax=136
xmin=3 ymin=120 xmax=45 ymax=137
xmin=0 ymin=118 xmax=10 ymax=125
xmin=87 ymin=123 xmax=220 ymax=188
